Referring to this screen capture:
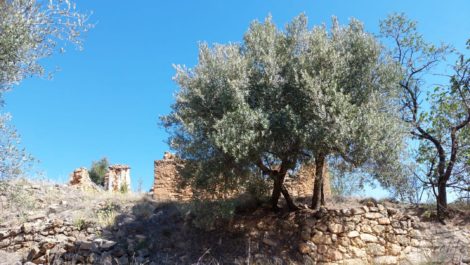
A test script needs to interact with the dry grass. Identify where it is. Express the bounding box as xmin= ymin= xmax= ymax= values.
xmin=0 ymin=178 xmax=144 ymax=228
xmin=0 ymin=250 xmax=22 ymax=265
